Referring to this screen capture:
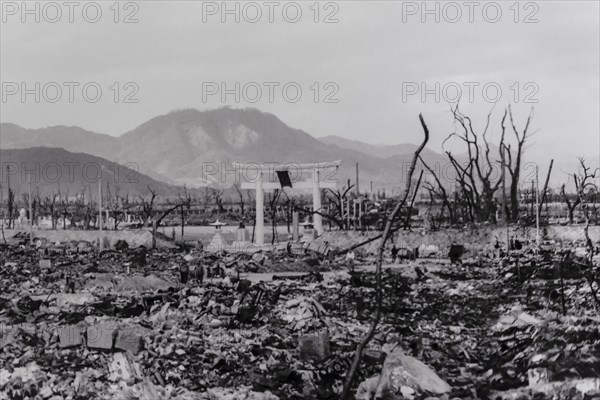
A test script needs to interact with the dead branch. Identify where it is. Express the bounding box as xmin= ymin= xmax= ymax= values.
xmin=538 ymin=160 xmax=554 ymax=217
xmin=419 ymin=156 xmax=455 ymax=223
xmin=340 ymin=113 xmax=429 ymax=399
xmin=403 ymin=170 xmax=424 ymax=229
